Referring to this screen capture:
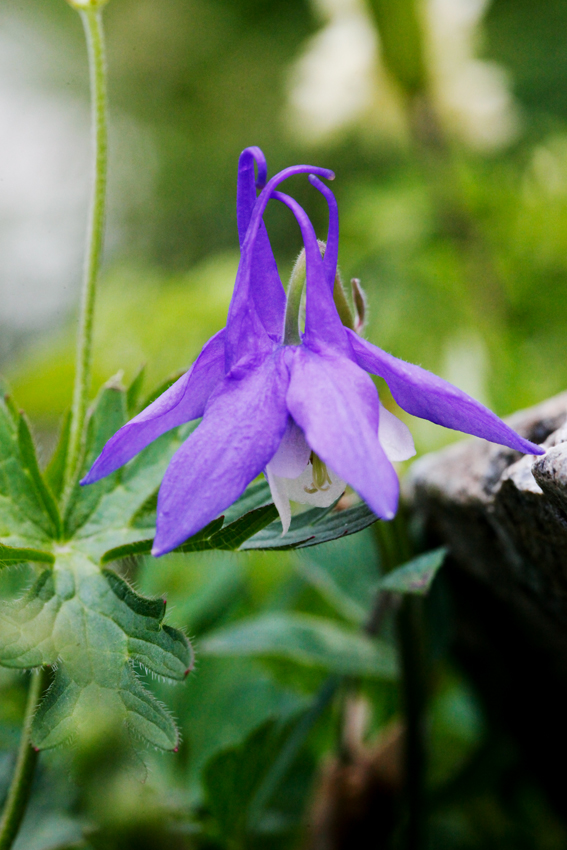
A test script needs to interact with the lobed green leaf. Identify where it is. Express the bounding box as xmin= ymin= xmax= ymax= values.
xmin=17 ymin=414 xmax=62 ymax=538
xmin=0 ymin=542 xmax=55 ymax=568
xmin=0 ymin=389 xmax=57 ymax=548
xmin=44 ymin=411 xmax=71 ymax=501
xmin=0 ymin=548 xmax=193 ymax=750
